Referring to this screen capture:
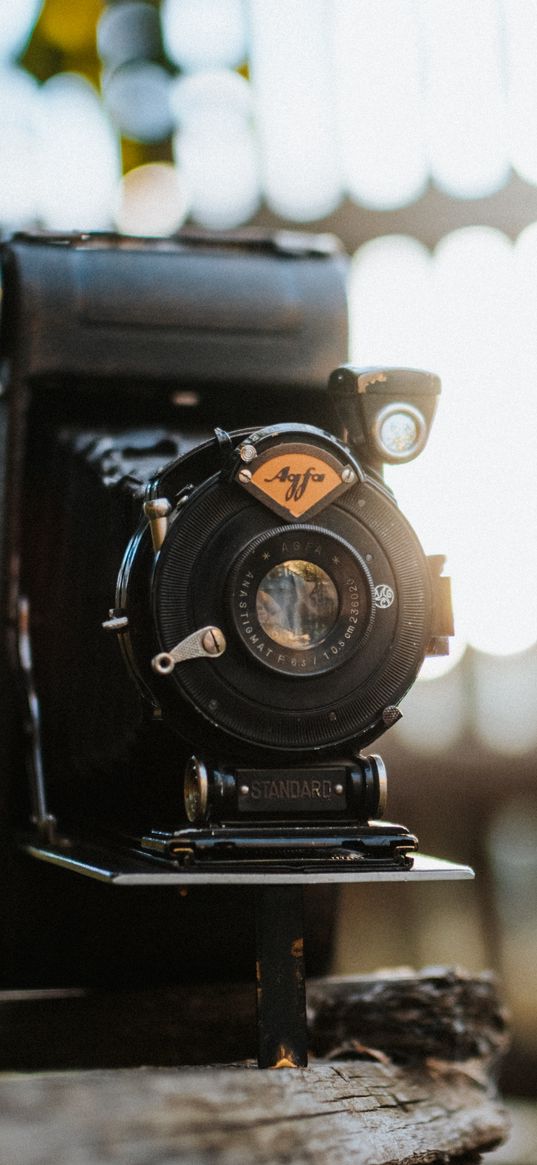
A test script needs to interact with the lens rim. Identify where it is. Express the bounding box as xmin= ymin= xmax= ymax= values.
xmin=228 ymin=525 xmax=374 ymax=678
